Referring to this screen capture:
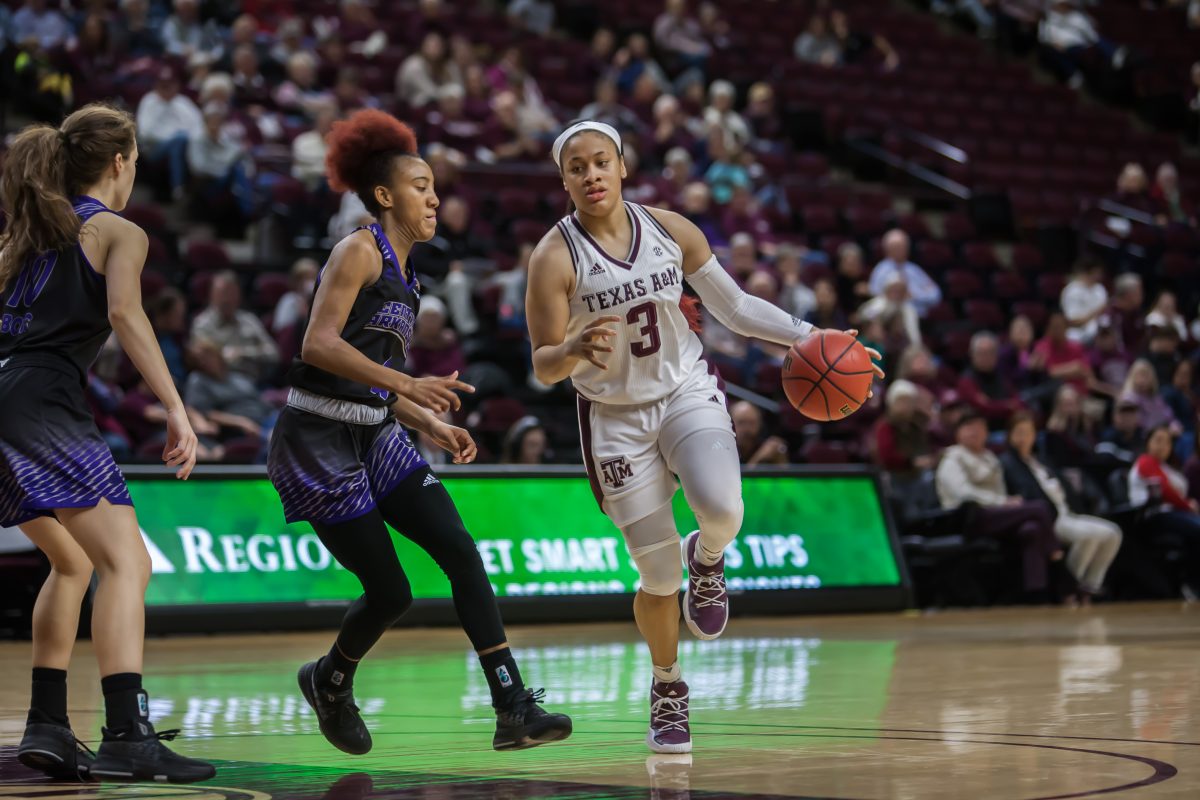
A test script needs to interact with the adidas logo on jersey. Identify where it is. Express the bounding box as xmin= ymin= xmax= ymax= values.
xmin=588 ymin=262 xmax=605 ymax=276
xmin=423 ymin=473 xmax=440 ymax=487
